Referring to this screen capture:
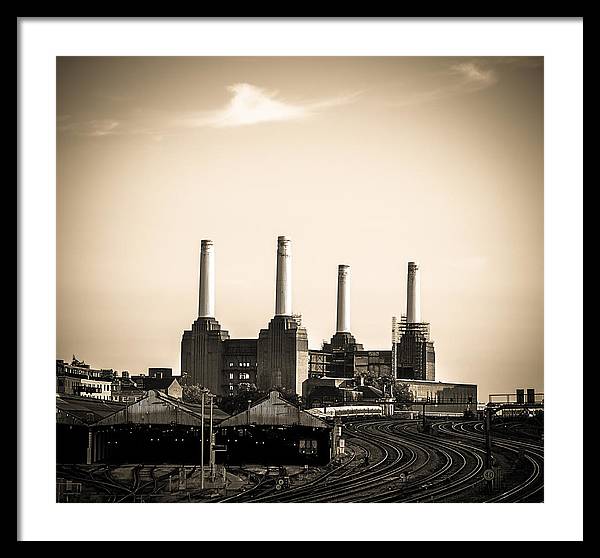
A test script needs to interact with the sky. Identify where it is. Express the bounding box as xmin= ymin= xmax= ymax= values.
xmin=56 ymin=56 xmax=544 ymax=401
